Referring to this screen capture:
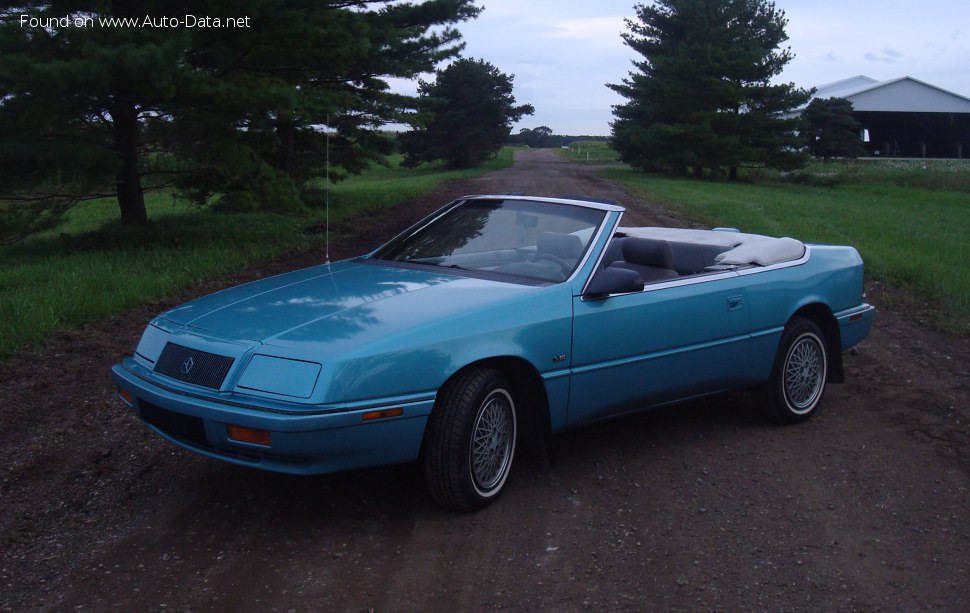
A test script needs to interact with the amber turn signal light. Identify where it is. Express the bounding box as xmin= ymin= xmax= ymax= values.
xmin=226 ymin=425 xmax=272 ymax=446
xmin=118 ymin=387 xmax=134 ymax=406
xmin=362 ymin=407 xmax=404 ymax=422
